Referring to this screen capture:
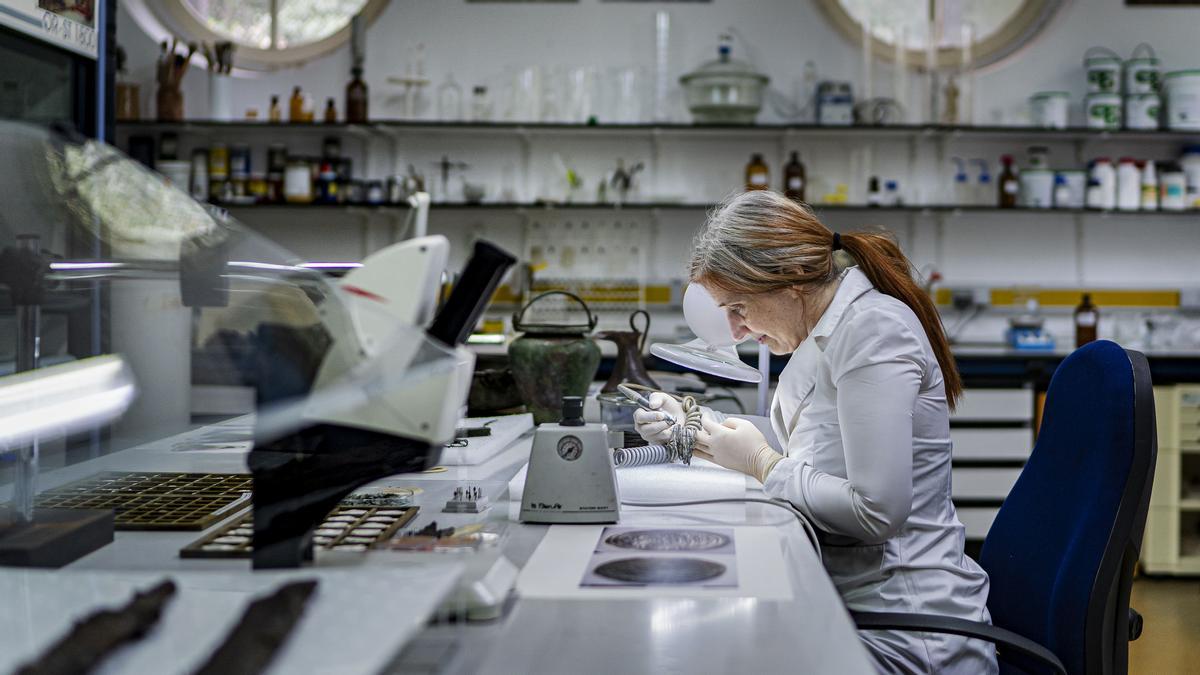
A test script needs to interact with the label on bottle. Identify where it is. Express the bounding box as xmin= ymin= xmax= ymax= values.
xmin=750 ymin=172 xmax=768 ymax=186
xmin=1003 ymin=180 xmax=1019 ymax=195
xmin=1077 ymin=311 xmax=1097 ymax=327
xmin=788 ymin=177 xmax=804 ymax=190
